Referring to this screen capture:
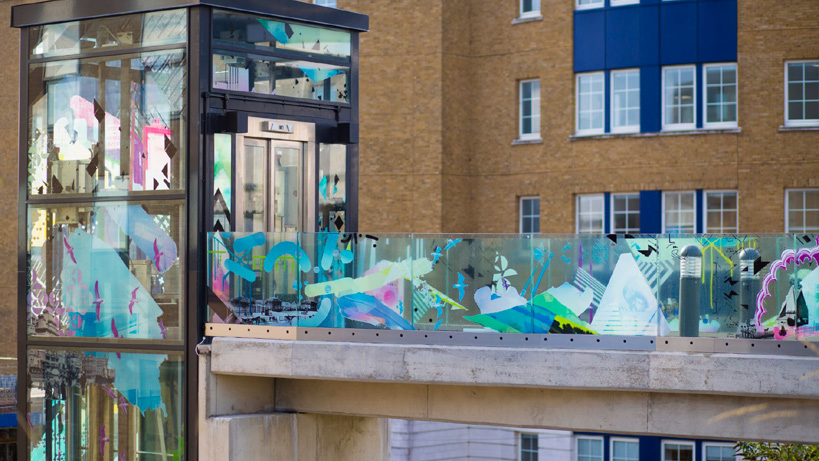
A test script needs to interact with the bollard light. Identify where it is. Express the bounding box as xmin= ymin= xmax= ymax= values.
xmin=679 ymin=245 xmax=702 ymax=338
